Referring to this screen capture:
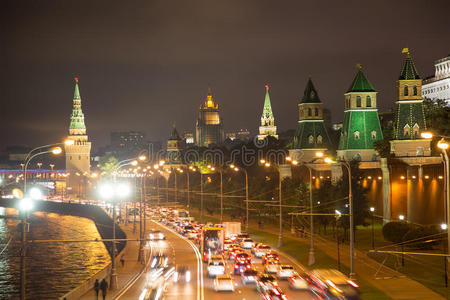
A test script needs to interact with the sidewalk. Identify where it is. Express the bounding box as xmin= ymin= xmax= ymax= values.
xmin=80 ymin=221 xmax=145 ymax=300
